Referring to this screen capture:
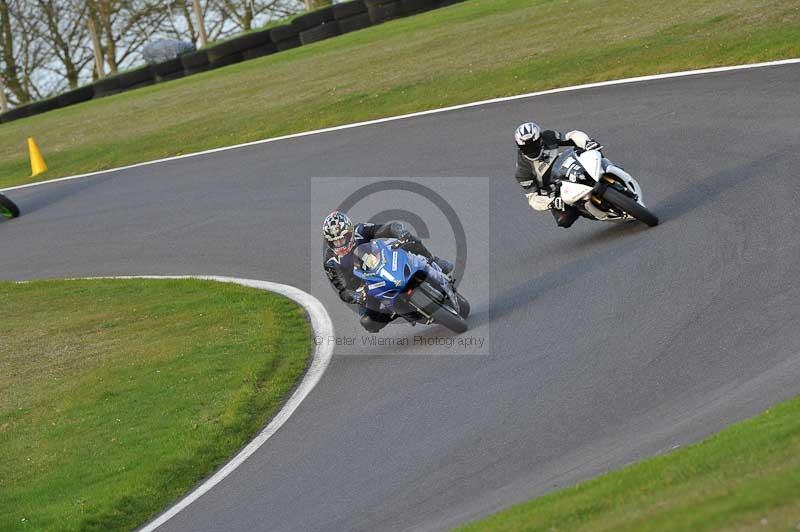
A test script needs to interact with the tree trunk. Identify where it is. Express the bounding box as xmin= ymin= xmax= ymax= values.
xmin=99 ymin=8 xmax=117 ymax=74
xmin=0 ymin=0 xmax=27 ymax=103
xmin=0 ymin=77 xmax=8 ymax=113
xmin=191 ymin=0 xmax=207 ymax=47
xmin=87 ymin=15 xmax=105 ymax=79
